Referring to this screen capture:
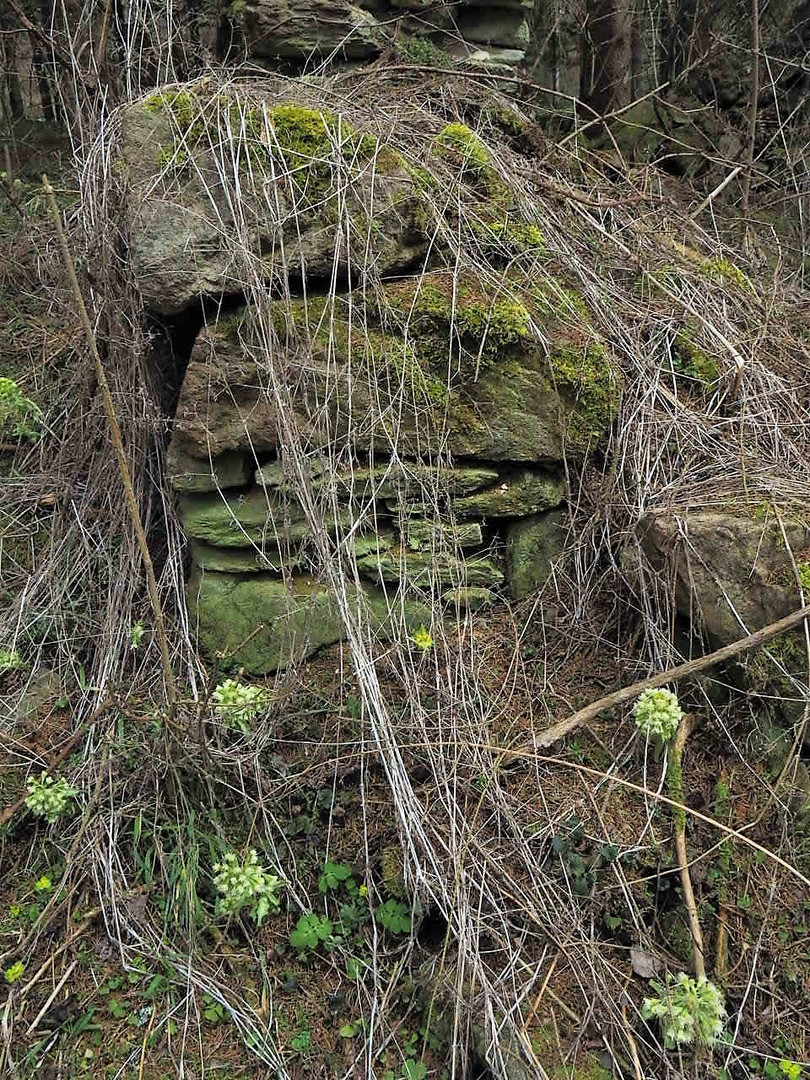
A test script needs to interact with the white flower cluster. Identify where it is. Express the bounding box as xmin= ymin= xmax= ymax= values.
xmin=25 ymin=773 xmax=79 ymax=825
xmin=211 ymin=679 xmax=269 ymax=734
xmin=642 ymin=973 xmax=726 ymax=1048
xmin=213 ymin=849 xmax=283 ymax=926
xmin=633 ymin=687 xmax=683 ymax=741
